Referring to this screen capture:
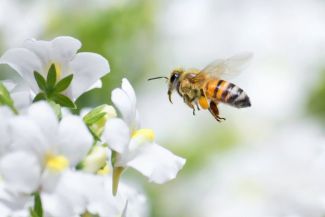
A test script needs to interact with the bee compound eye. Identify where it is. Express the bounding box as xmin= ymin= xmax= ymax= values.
xmin=171 ymin=73 xmax=179 ymax=82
